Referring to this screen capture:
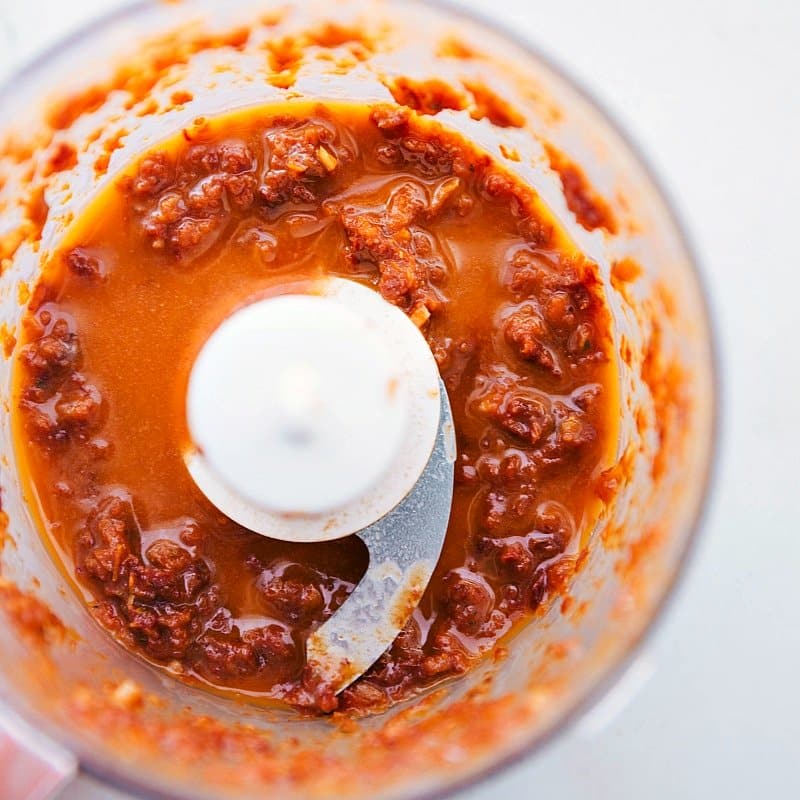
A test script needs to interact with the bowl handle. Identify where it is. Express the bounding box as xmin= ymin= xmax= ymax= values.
xmin=0 ymin=710 xmax=76 ymax=800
